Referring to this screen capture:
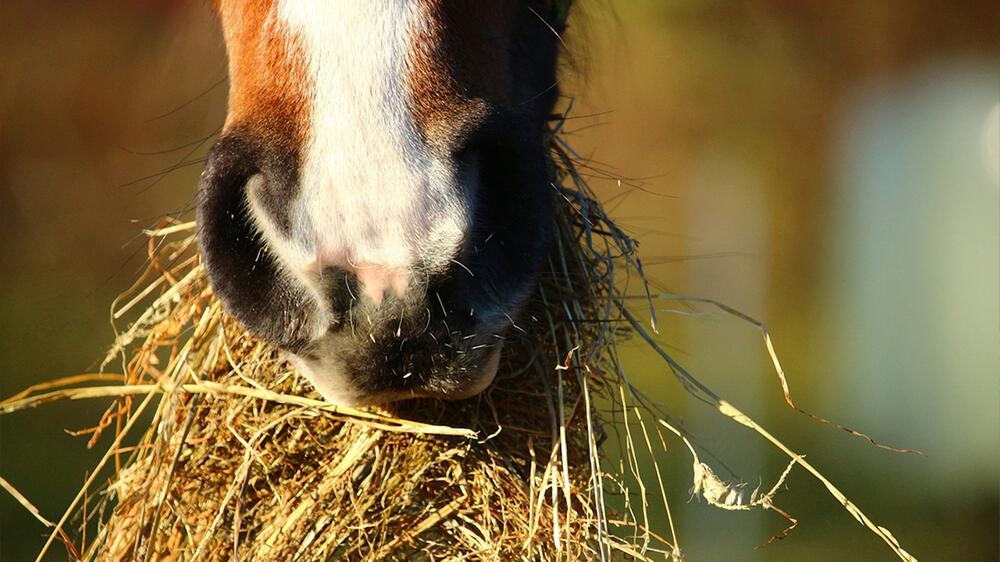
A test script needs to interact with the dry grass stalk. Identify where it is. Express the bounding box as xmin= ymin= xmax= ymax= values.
xmin=2 ymin=121 xmax=918 ymax=561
